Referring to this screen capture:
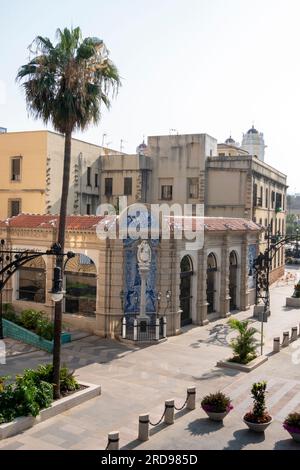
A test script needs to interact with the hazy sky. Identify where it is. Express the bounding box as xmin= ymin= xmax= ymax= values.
xmin=1 ymin=0 xmax=300 ymax=192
